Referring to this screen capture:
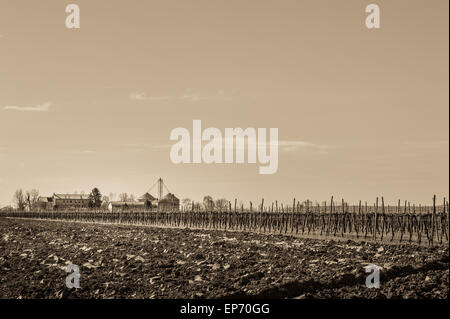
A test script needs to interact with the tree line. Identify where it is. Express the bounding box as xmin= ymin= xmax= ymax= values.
xmin=10 ymin=188 xmax=106 ymax=211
